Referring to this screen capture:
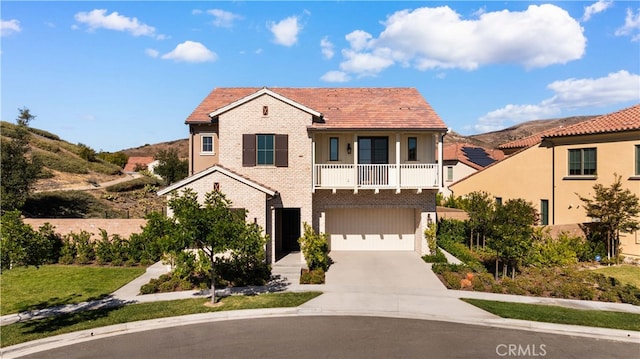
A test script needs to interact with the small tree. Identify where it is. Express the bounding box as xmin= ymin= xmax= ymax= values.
xmin=168 ymin=189 xmax=249 ymax=303
xmin=155 ymin=148 xmax=188 ymax=185
xmin=462 ymin=191 xmax=494 ymax=250
xmin=489 ymin=198 xmax=538 ymax=279
xmin=1 ymin=108 xmax=42 ymax=212
xmin=1 ymin=211 xmax=61 ymax=269
xmin=577 ymin=174 xmax=640 ymax=264
xmin=298 ymin=222 xmax=331 ymax=271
